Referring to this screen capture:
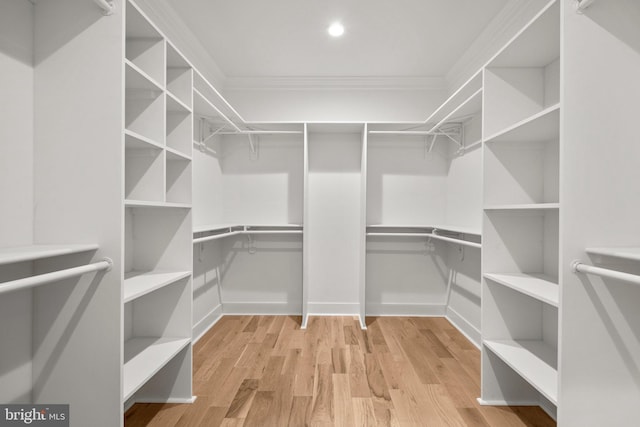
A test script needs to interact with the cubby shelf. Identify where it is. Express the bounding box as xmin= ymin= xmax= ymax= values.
xmin=165 ymin=147 xmax=192 ymax=161
xmin=123 ymin=337 xmax=191 ymax=401
xmin=125 ymin=60 xmax=163 ymax=92
xmin=585 ymin=247 xmax=640 ymax=262
xmin=484 ymin=203 xmax=559 ymax=211
xmin=124 ymin=200 xmax=191 ymax=209
xmin=125 ymin=130 xmax=163 ymax=150
xmin=485 ymin=104 xmax=559 ymax=144
xmin=0 ymin=244 xmax=99 ymax=265
xmin=166 ymin=91 xmax=191 ymax=113
xmin=484 ymin=339 xmax=558 ymax=404
xmin=124 ymin=270 xmax=191 ymax=303
xmin=484 ymin=273 xmax=558 ymax=307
